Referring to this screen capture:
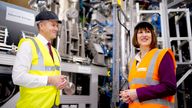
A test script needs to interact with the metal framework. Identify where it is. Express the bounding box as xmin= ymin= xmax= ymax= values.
xmin=0 ymin=26 xmax=16 ymax=51
xmin=1 ymin=55 xmax=107 ymax=108
xmin=168 ymin=8 xmax=192 ymax=64
xmin=136 ymin=0 xmax=171 ymax=48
